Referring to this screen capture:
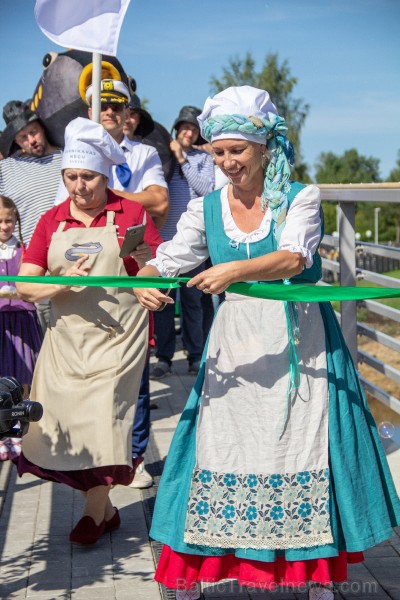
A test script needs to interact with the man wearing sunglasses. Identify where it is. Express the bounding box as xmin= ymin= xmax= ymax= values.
xmin=86 ymin=79 xmax=168 ymax=229
xmin=86 ymin=79 xmax=169 ymax=490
